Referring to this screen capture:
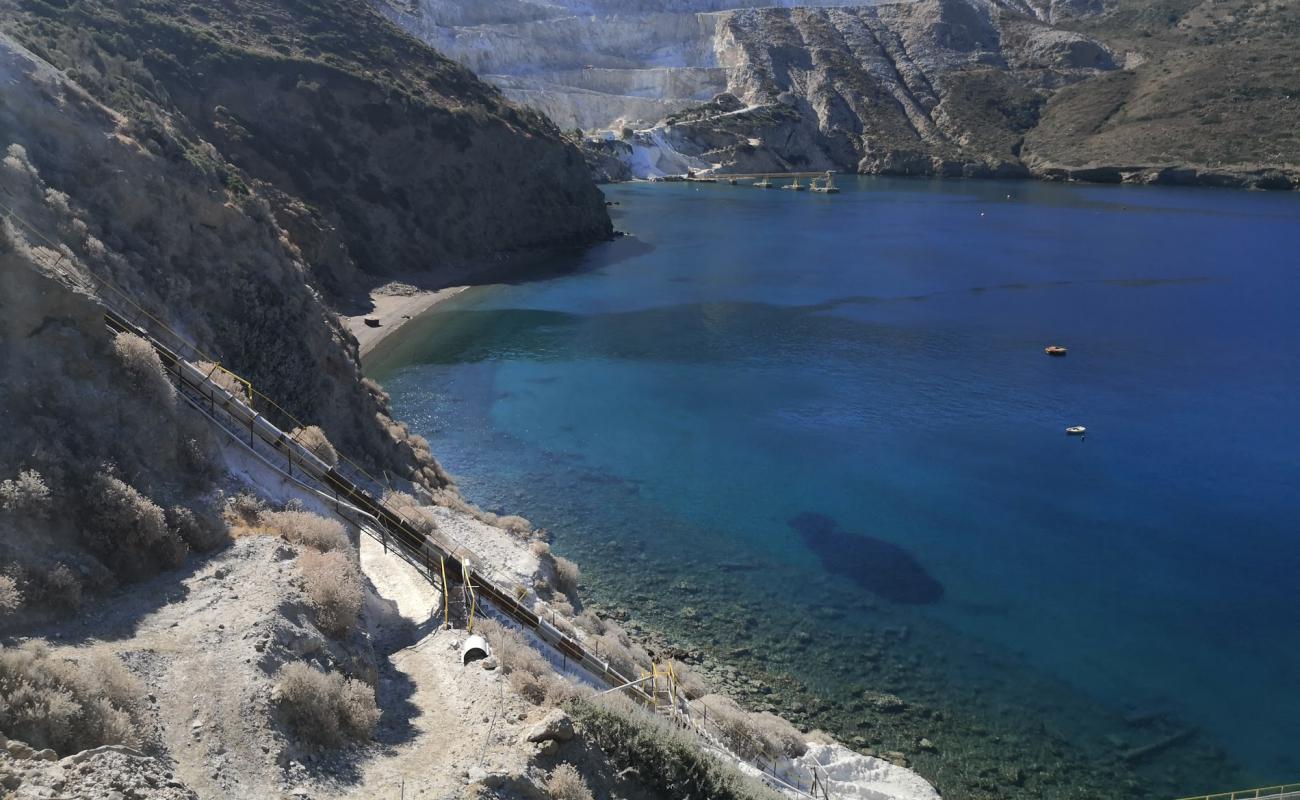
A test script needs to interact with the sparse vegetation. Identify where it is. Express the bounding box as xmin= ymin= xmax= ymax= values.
xmin=291 ymin=425 xmax=339 ymax=467
xmin=166 ymin=504 xmax=229 ymax=552
xmin=477 ymin=617 xmax=587 ymax=707
xmin=299 ymin=549 xmax=363 ymax=638
xmin=0 ymin=469 xmax=51 ymax=517
xmin=275 ymin=662 xmax=379 ymax=745
xmin=552 ymin=556 xmax=580 ymax=597
xmin=567 ymin=694 xmax=786 ymax=800
xmin=0 ymin=575 xmax=20 ymax=615
xmin=698 ymin=693 xmax=807 ymax=760
xmin=595 ymin=629 xmax=651 ymax=681
xmin=195 ymin=361 xmax=248 ymax=399
xmin=546 ymin=763 xmax=594 ymax=800
xmin=42 ymin=564 xmax=83 ymax=611
xmin=85 ymin=471 xmax=187 ymax=572
xmin=382 ymin=490 xmax=439 ymax=535
xmin=0 ymin=642 xmax=143 ymax=754
xmin=263 ymin=509 xmax=349 ymax=552
xmin=111 ymin=331 xmax=174 ymax=408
